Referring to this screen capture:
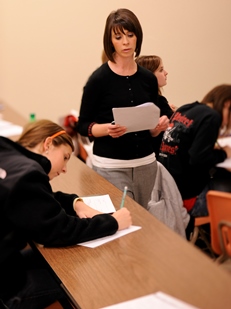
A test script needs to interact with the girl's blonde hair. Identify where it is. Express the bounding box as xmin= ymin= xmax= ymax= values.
xmin=17 ymin=119 xmax=74 ymax=151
